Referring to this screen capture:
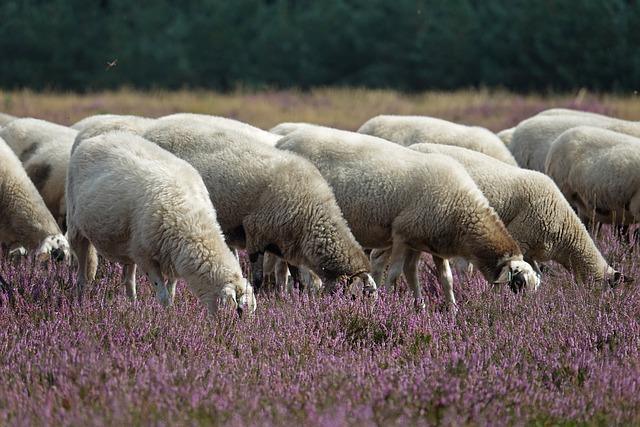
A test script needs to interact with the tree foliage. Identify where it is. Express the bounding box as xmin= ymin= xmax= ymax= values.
xmin=0 ymin=0 xmax=637 ymax=92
